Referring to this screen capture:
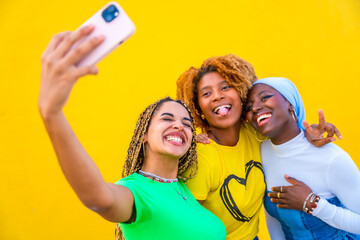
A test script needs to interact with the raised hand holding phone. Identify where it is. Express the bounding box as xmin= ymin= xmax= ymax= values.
xmin=73 ymin=1 xmax=136 ymax=67
xmin=39 ymin=2 xmax=135 ymax=117
xmin=39 ymin=25 xmax=104 ymax=117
